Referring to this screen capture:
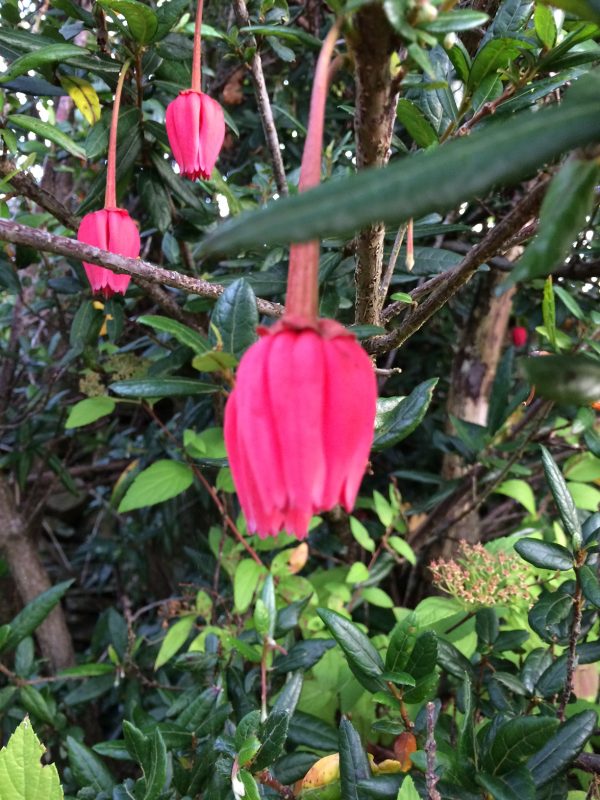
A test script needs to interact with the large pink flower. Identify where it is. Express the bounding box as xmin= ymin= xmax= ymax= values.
xmin=165 ymin=90 xmax=225 ymax=181
xmin=224 ymin=319 xmax=377 ymax=540
xmin=77 ymin=208 xmax=140 ymax=298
